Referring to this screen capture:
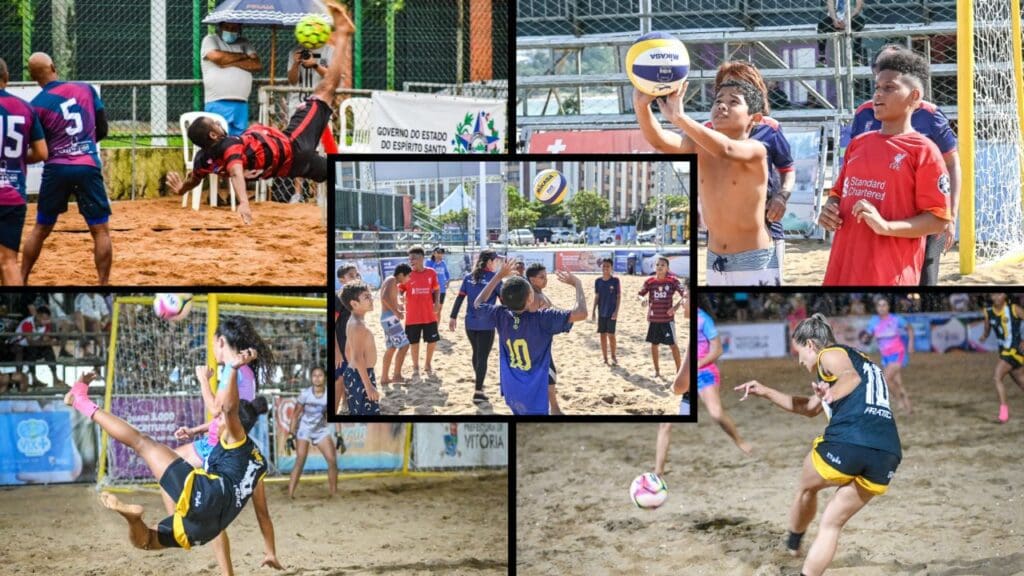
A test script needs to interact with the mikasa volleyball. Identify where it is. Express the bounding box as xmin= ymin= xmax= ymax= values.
xmin=625 ymin=32 xmax=690 ymax=96
xmin=532 ymin=169 xmax=569 ymax=205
